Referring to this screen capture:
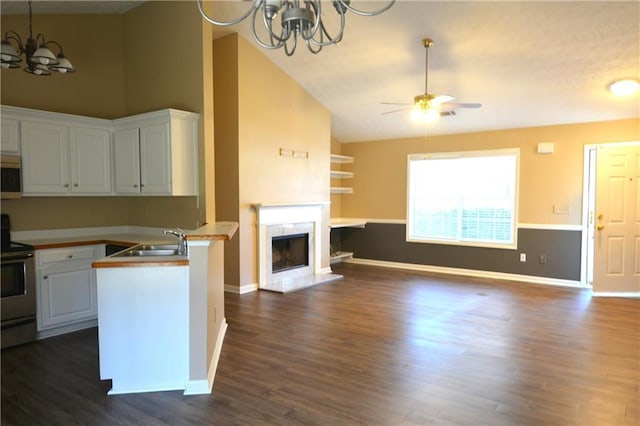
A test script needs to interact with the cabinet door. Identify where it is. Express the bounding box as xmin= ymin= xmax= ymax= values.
xmin=140 ymin=123 xmax=171 ymax=194
xmin=38 ymin=266 xmax=97 ymax=330
xmin=21 ymin=121 xmax=69 ymax=194
xmin=69 ymin=127 xmax=112 ymax=193
xmin=113 ymin=128 xmax=141 ymax=194
xmin=1 ymin=118 xmax=20 ymax=154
